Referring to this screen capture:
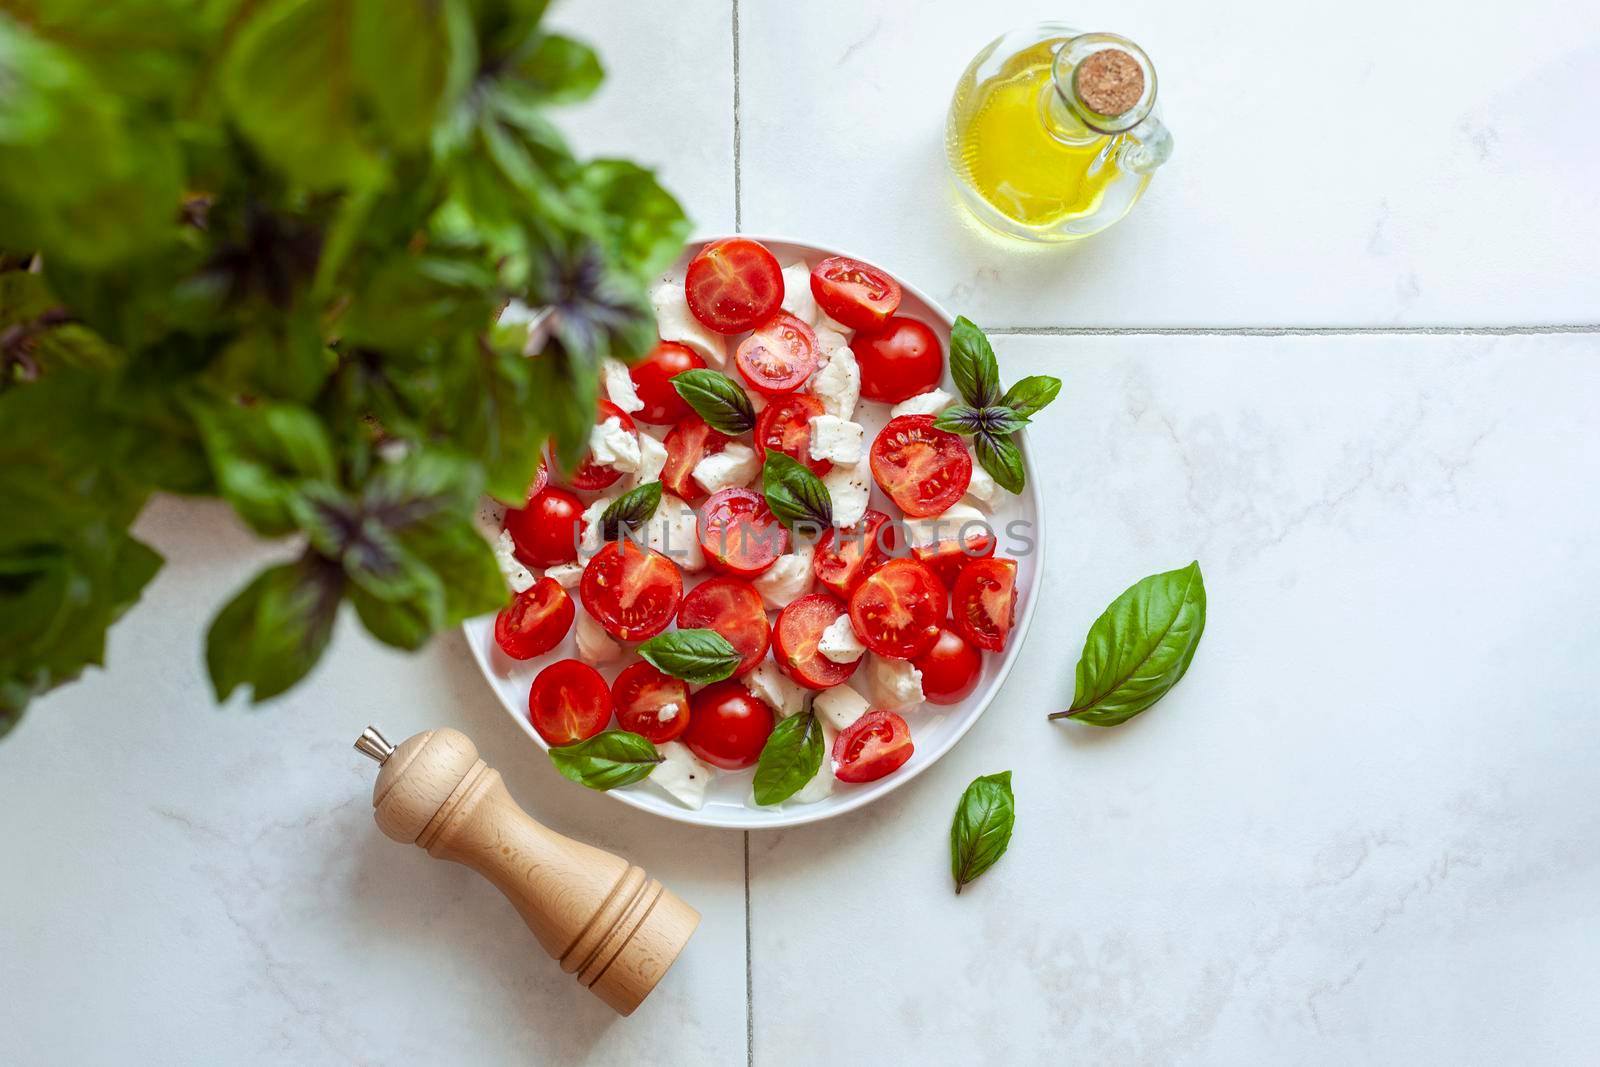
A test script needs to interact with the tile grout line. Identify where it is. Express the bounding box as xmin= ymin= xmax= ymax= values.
xmin=731 ymin=0 xmax=742 ymax=234
xmin=987 ymin=324 xmax=1600 ymax=337
xmin=744 ymin=833 xmax=754 ymax=1067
